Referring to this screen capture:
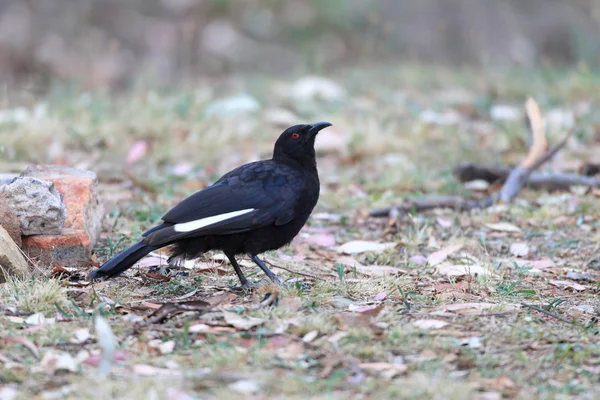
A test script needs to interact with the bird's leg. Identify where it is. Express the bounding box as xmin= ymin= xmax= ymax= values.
xmin=225 ymin=253 xmax=253 ymax=288
xmin=249 ymin=254 xmax=281 ymax=285
xmin=167 ymin=254 xmax=186 ymax=268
